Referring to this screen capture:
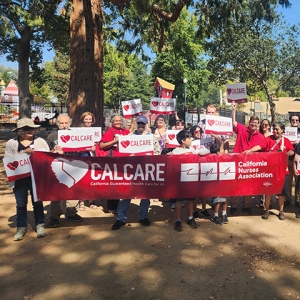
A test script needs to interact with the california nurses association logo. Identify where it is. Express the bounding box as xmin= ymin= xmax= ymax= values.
xmin=180 ymin=162 xmax=236 ymax=182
